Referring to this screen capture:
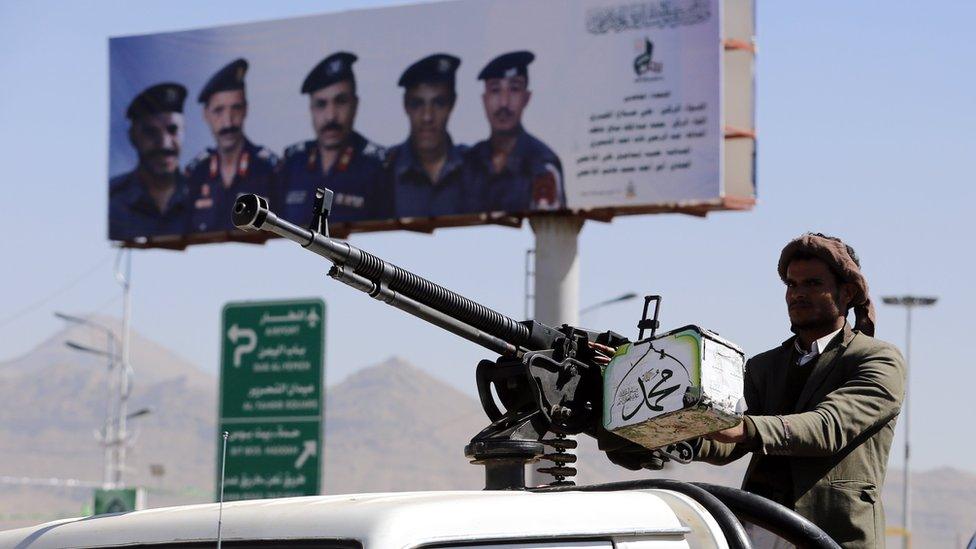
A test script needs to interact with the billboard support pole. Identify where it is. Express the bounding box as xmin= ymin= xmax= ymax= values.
xmin=113 ymin=249 xmax=132 ymax=489
xmin=528 ymin=216 xmax=583 ymax=486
